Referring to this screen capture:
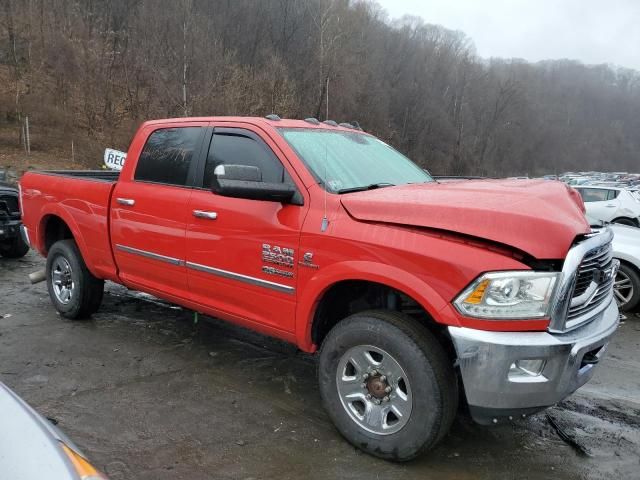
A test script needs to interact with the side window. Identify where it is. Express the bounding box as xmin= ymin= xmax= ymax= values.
xmin=607 ymin=190 xmax=620 ymax=200
xmin=203 ymin=131 xmax=287 ymax=189
xmin=580 ymin=188 xmax=608 ymax=203
xmin=135 ymin=127 xmax=202 ymax=186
